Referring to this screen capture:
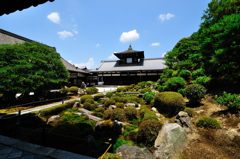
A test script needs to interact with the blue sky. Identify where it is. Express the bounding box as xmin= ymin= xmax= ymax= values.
xmin=0 ymin=0 xmax=210 ymax=69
